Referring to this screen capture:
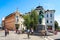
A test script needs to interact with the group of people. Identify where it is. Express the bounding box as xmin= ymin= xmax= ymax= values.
xmin=4 ymin=28 xmax=34 ymax=39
